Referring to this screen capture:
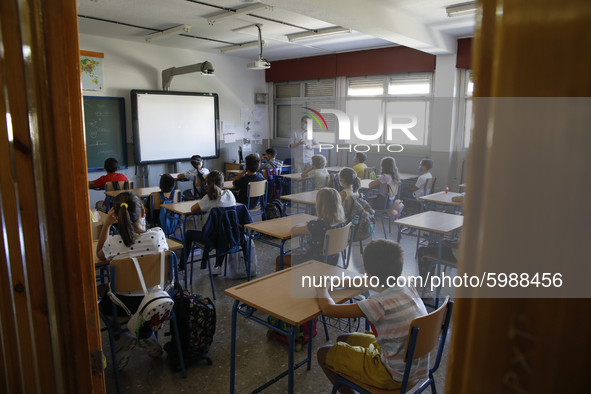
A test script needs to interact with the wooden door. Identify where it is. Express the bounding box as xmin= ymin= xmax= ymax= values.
xmin=446 ymin=0 xmax=591 ymax=393
xmin=0 ymin=0 xmax=105 ymax=392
